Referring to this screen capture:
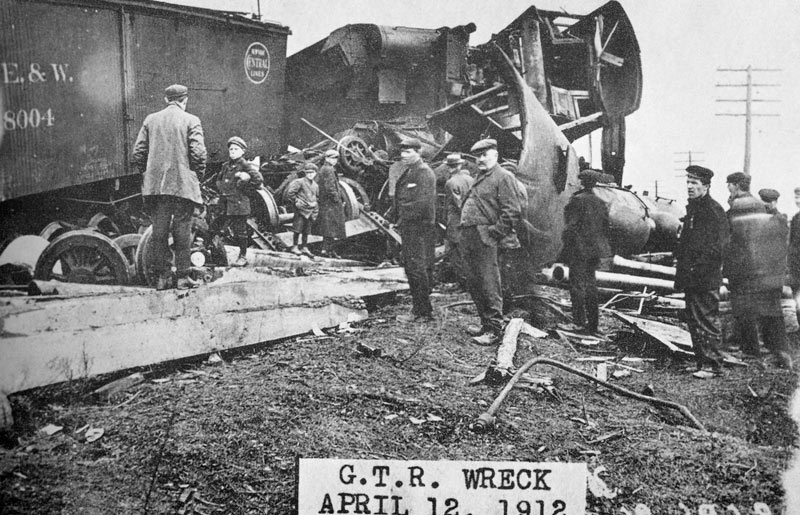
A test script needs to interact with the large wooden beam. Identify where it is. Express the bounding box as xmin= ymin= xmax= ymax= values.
xmin=0 ymin=267 xmax=408 ymax=393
